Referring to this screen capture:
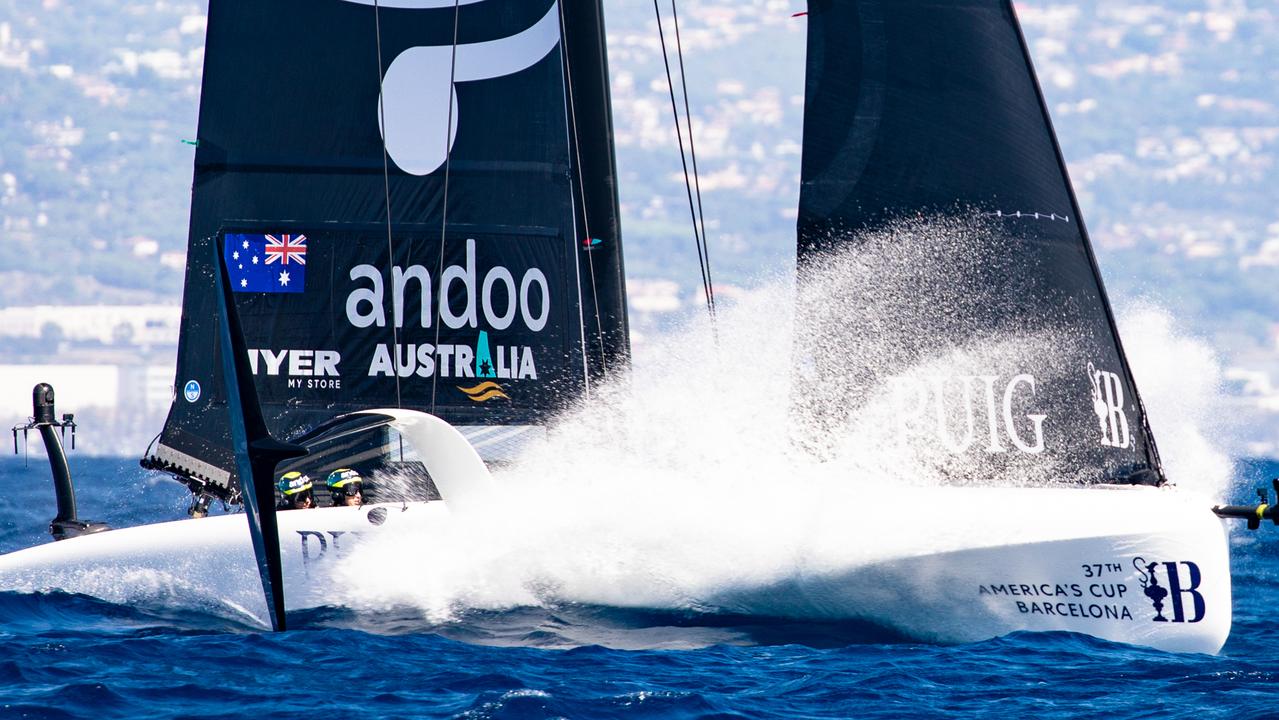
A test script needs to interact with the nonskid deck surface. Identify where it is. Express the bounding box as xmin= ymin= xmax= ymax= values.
xmin=0 ymin=486 xmax=1230 ymax=653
